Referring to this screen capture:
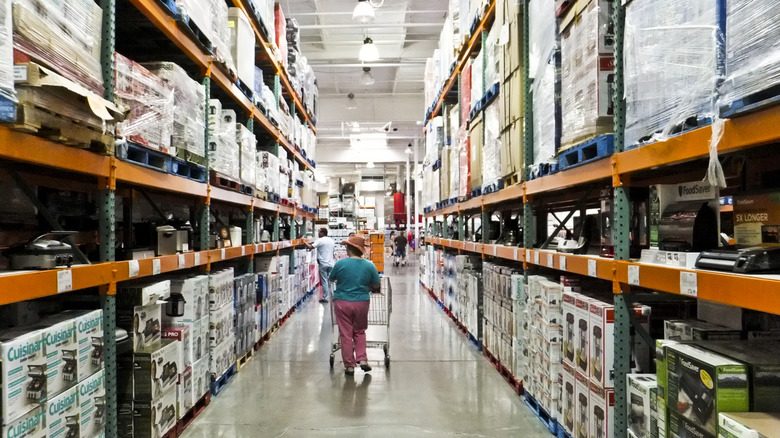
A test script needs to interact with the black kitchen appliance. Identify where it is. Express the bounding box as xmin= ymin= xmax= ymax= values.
xmin=696 ymin=246 xmax=780 ymax=273
xmin=5 ymin=231 xmax=78 ymax=269
xmin=26 ymin=365 xmax=46 ymax=402
xmin=565 ymin=313 xmax=575 ymax=363
xmin=578 ymin=319 xmax=588 ymax=372
xmin=593 ymin=326 xmax=603 ymax=381
xmin=65 ymin=415 xmax=80 ymax=438
xmin=659 ymin=201 xmax=718 ymax=252
xmin=91 ymin=337 xmax=103 ymax=366
xmin=678 ymin=371 xmax=714 ymax=424
xmin=62 ymin=349 xmax=77 ymax=382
